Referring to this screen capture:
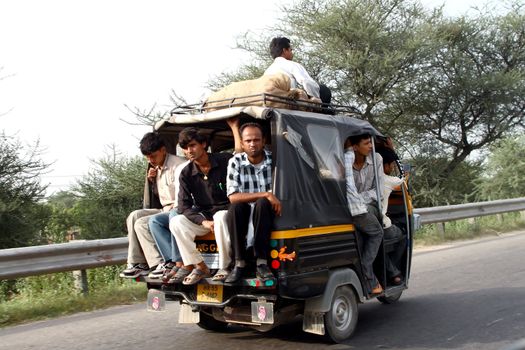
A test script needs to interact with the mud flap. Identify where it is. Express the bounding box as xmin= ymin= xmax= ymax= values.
xmin=303 ymin=311 xmax=325 ymax=335
xmin=147 ymin=289 xmax=166 ymax=312
xmin=251 ymin=301 xmax=274 ymax=324
xmin=178 ymin=303 xmax=200 ymax=323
